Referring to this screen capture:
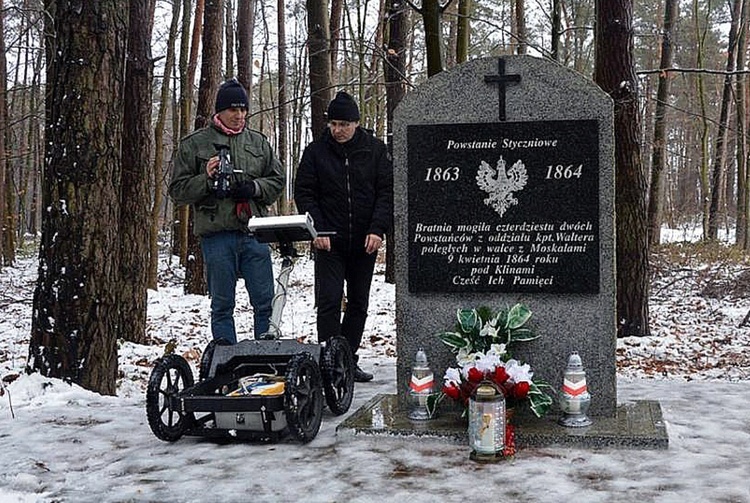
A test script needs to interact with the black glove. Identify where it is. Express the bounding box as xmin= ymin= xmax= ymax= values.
xmin=229 ymin=181 xmax=256 ymax=201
